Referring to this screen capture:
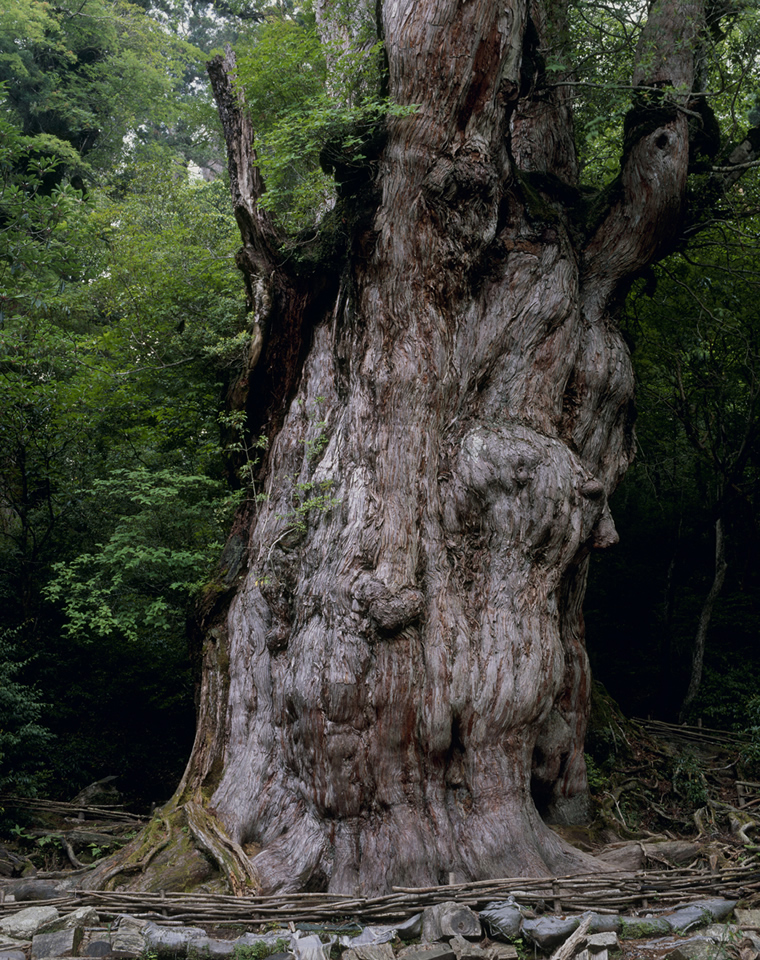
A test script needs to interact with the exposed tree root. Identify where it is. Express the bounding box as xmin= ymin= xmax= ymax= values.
xmin=61 ymin=837 xmax=88 ymax=870
xmin=94 ymin=816 xmax=172 ymax=888
xmin=184 ymin=801 xmax=260 ymax=895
